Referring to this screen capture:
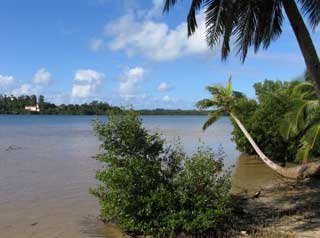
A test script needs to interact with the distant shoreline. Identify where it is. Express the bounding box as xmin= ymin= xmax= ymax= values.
xmin=0 ymin=111 xmax=209 ymax=116
xmin=0 ymin=94 xmax=208 ymax=116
